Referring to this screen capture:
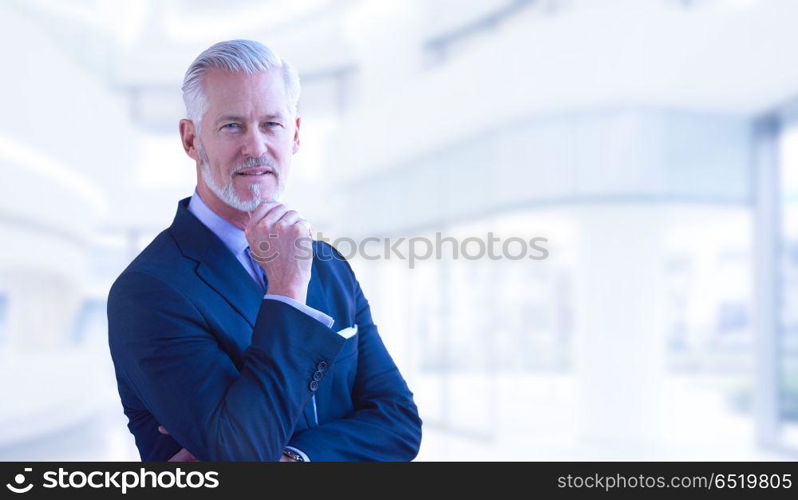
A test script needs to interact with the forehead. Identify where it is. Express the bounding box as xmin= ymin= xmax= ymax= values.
xmin=202 ymin=67 xmax=289 ymax=117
